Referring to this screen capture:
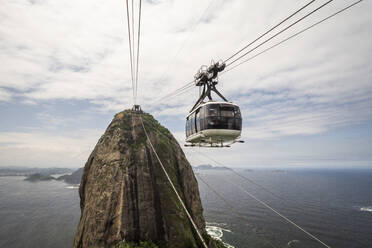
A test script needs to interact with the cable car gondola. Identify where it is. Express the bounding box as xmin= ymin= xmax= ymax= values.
xmin=185 ymin=61 xmax=243 ymax=147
